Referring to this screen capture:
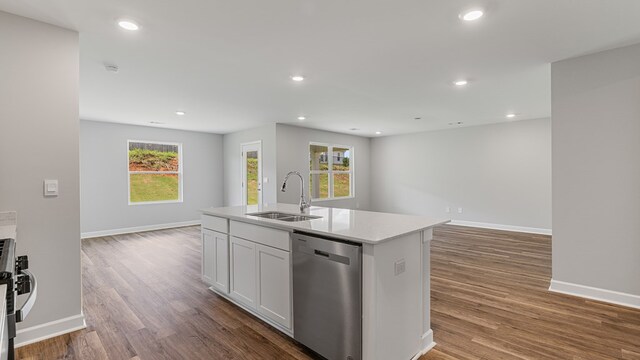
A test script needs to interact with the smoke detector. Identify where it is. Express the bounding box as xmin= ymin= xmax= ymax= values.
xmin=104 ymin=64 xmax=119 ymax=73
